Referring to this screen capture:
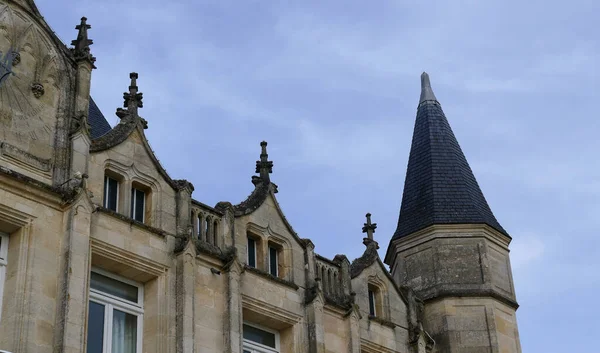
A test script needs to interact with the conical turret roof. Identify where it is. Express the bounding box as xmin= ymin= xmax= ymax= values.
xmin=392 ymin=73 xmax=508 ymax=239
